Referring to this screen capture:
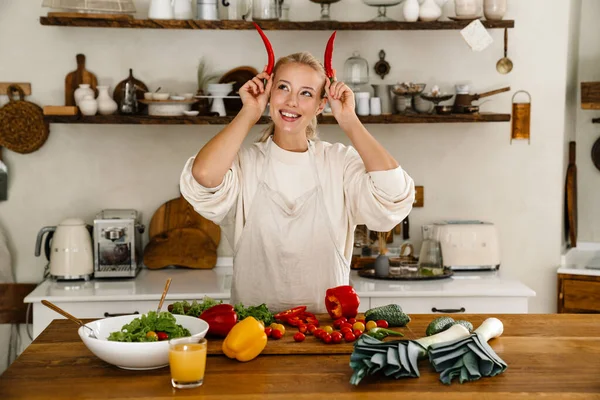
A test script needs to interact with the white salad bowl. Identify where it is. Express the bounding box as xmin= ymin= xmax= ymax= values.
xmin=78 ymin=314 xmax=209 ymax=370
